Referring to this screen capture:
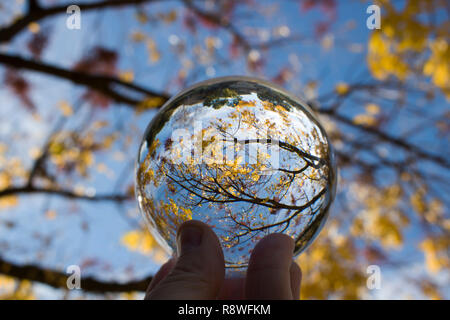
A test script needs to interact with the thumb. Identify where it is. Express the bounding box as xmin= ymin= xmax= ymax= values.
xmin=145 ymin=220 xmax=225 ymax=300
